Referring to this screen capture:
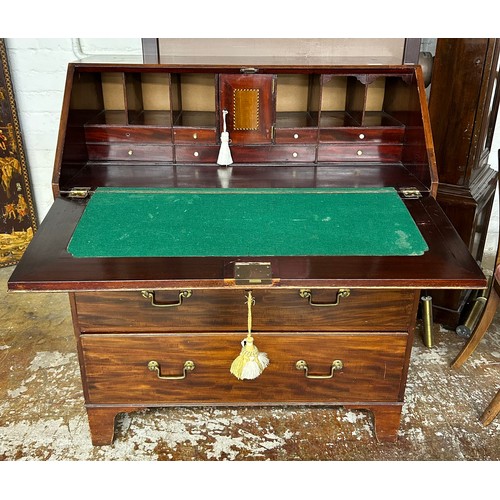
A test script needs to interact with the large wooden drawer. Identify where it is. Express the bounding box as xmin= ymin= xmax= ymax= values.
xmin=81 ymin=332 xmax=408 ymax=404
xmin=73 ymin=288 xmax=416 ymax=333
